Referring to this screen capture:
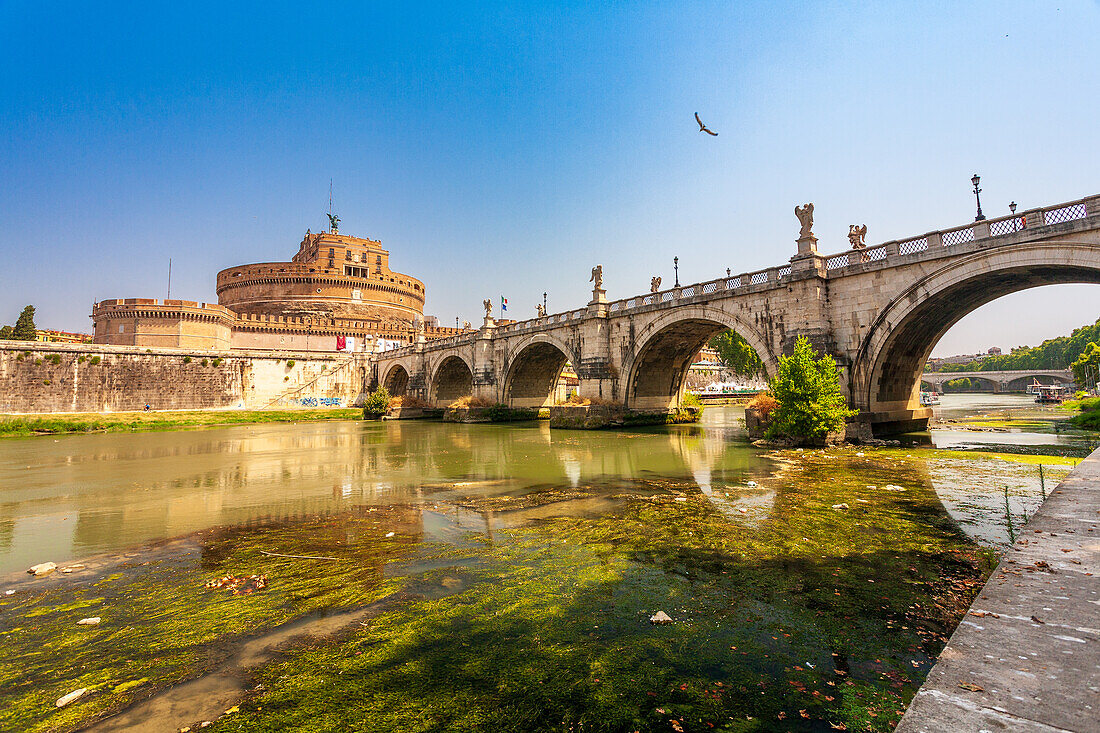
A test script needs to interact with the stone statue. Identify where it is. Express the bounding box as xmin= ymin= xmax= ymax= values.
xmin=483 ymin=299 xmax=493 ymax=318
xmin=590 ymin=264 xmax=604 ymax=289
xmin=795 ymin=203 xmax=814 ymax=239
xmin=848 ymin=224 xmax=867 ymax=249
xmin=462 ymin=320 xmax=471 ymax=330
xmin=327 ymin=213 xmax=340 ymax=233
xmin=536 ymin=303 xmax=546 ymax=317
xmin=650 ymin=276 xmax=662 ymax=293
